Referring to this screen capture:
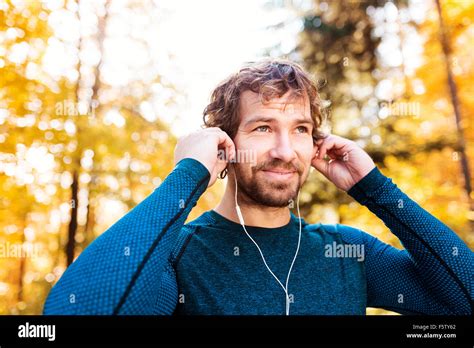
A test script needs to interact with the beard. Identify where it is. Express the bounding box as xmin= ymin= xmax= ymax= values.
xmin=233 ymin=158 xmax=305 ymax=208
